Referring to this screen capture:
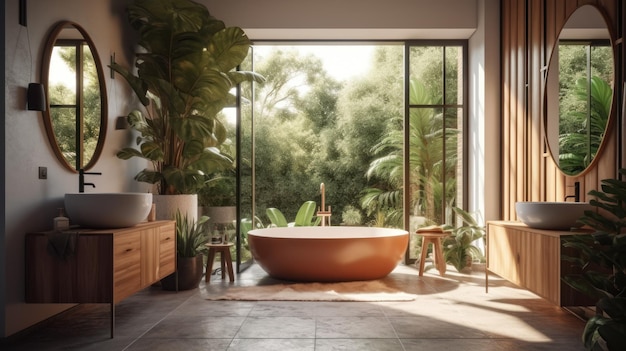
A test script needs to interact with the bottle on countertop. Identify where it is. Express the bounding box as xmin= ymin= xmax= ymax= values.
xmin=53 ymin=208 xmax=70 ymax=231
